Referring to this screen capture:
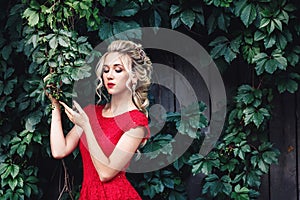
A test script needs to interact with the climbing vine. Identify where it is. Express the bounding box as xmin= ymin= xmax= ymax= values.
xmin=0 ymin=0 xmax=299 ymax=199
